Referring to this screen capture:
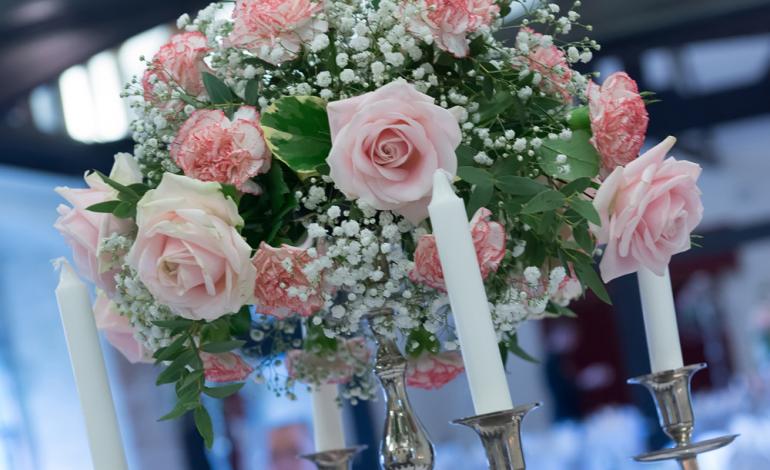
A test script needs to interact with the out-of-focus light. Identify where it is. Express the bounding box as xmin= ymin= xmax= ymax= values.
xmin=59 ymin=66 xmax=97 ymax=143
xmin=117 ymin=25 xmax=171 ymax=85
xmin=8 ymin=0 xmax=61 ymax=26
xmin=87 ymin=51 xmax=128 ymax=142
xmin=29 ymin=85 xmax=61 ymax=134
